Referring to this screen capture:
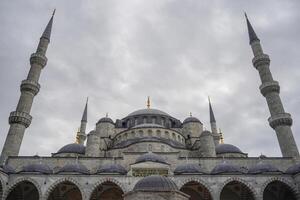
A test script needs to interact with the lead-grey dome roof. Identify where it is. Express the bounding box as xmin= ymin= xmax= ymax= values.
xmin=248 ymin=162 xmax=282 ymax=174
xmin=97 ymin=164 xmax=127 ymax=175
xmin=183 ymin=117 xmax=202 ymax=124
xmin=135 ymin=152 xmax=168 ymax=164
xmin=216 ymin=144 xmax=243 ymax=154
xmin=211 ymin=161 xmax=243 ymax=174
xmin=133 ymin=175 xmax=178 ymax=191
xmin=57 ymin=143 xmax=85 ymax=154
xmin=97 ymin=117 xmax=114 ymax=124
xmin=133 ymin=123 xmax=164 ymax=128
xmin=57 ymin=163 xmax=89 ymax=174
xmin=20 ymin=163 xmax=52 ymax=174
xmin=174 ymin=163 xmax=206 ymax=175
xmin=128 ymin=108 xmax=170 ymax=117
xmin=0 ymin=165 xmax=15 ymax=174
xmin=286 ymin=163 xmax=300 ymax=175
